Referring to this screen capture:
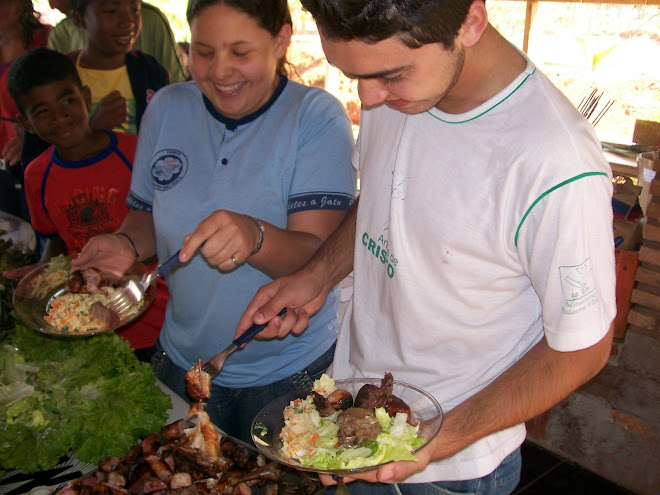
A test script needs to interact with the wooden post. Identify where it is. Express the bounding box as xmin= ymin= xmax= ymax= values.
xmin=522 ymin=0 xmax=539 ymax=54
